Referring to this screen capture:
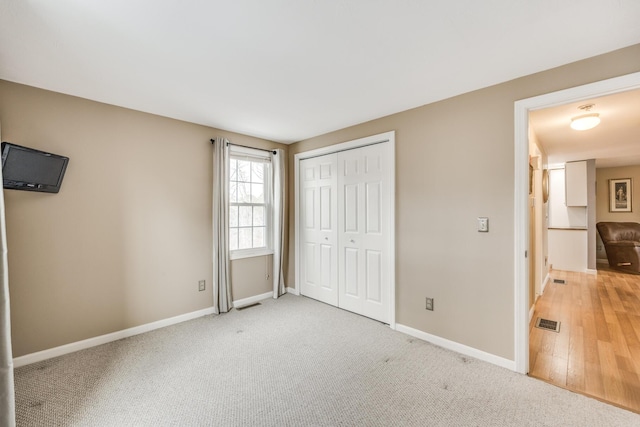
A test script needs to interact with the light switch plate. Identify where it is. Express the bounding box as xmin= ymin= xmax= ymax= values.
xmin=477 ymin=217 xmax=489 ymax=232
